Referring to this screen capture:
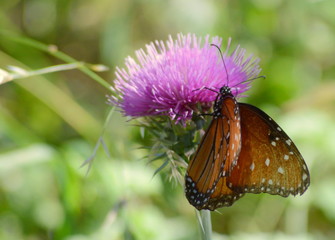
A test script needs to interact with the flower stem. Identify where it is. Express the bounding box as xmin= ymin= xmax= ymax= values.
xmin=197 ymin=210 xmax=212 ymax=240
